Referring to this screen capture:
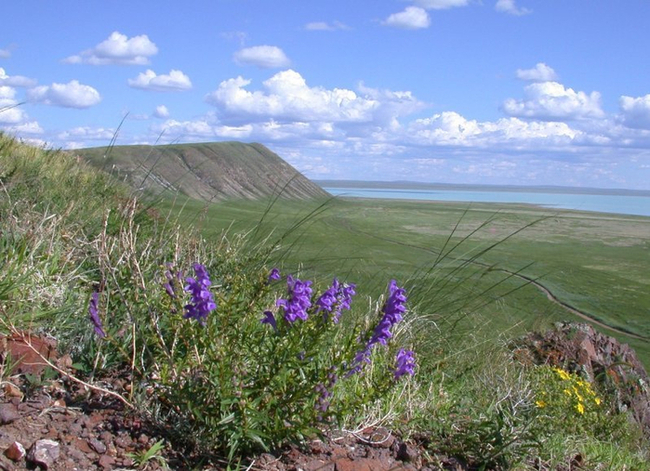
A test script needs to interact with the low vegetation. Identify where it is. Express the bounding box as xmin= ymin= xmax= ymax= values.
xmin=1 ymin=132 xmax=649 ymax=469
